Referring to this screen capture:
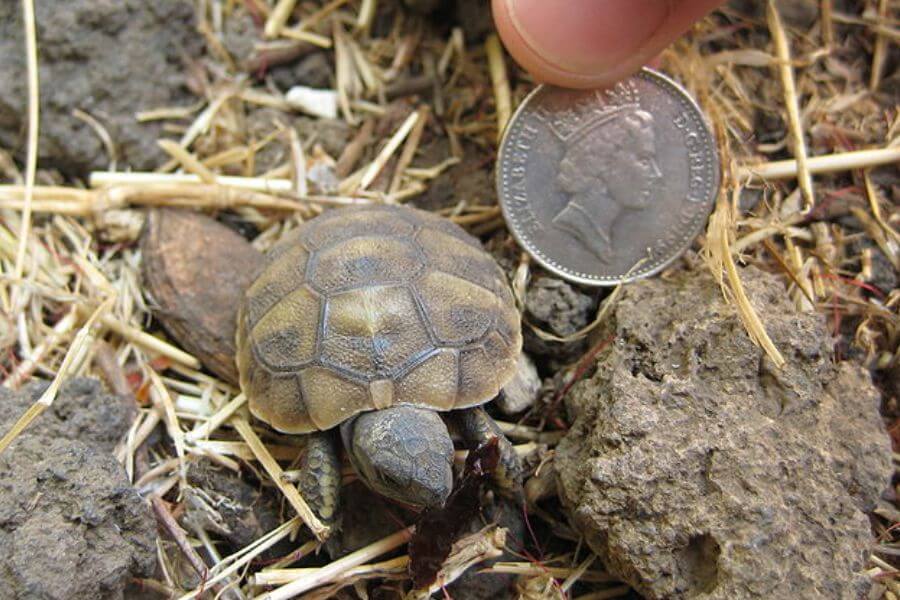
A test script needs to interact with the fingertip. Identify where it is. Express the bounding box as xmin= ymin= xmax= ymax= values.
xmin=492 ymin=0 xmax=724 ymax=89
